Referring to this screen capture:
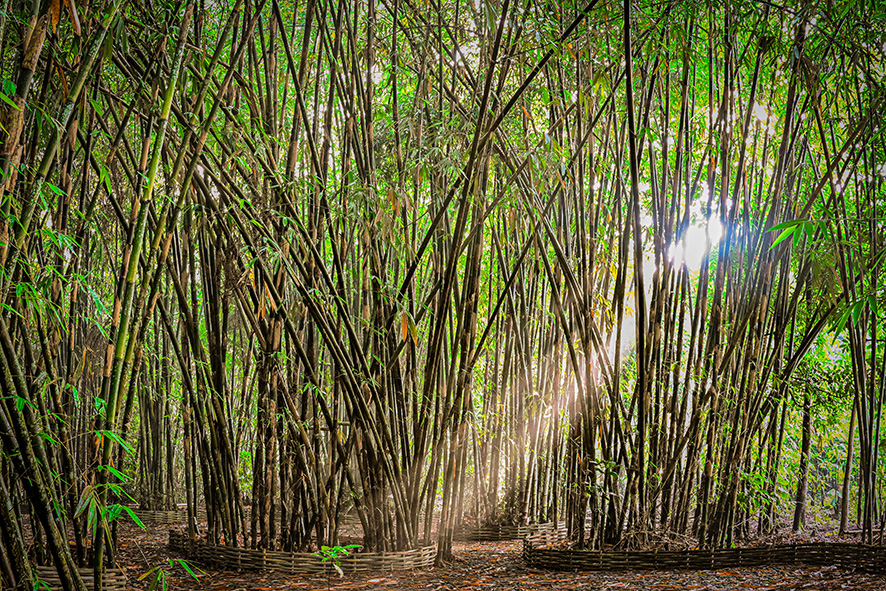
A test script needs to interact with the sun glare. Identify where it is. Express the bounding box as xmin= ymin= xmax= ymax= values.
xmin=669 ymin=216 xmax=723 ymax=271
